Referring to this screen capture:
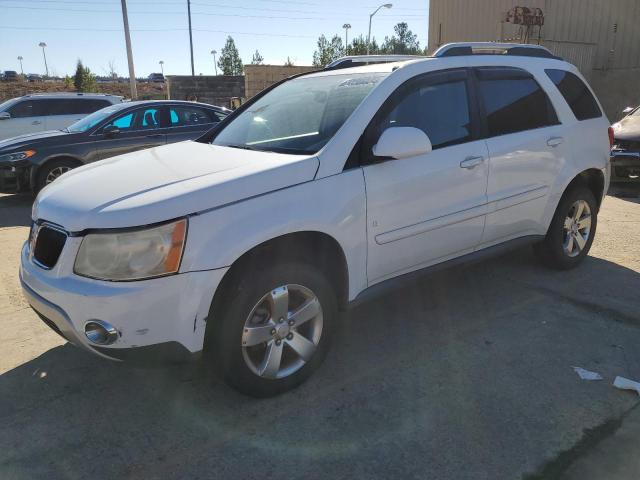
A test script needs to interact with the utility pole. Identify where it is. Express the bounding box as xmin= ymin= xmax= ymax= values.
xmin=17 ymin=56 xmax=24 ymax=75
xmin=187 ymin=0 xmax=195 ymax=76
xmin=159 ymin=60 xmax=164 ymax=75
xmin=38 ymin=42 xmax=48 ymax=77
xmin=343 ymin=24 xmax=351 ymax=55
xmin=120 ymin=0 xmax=138 ymax=99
